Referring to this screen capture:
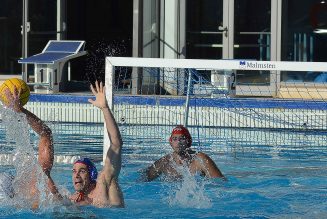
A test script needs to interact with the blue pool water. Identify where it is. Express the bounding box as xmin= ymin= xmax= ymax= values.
xmin=0 ymin=120 xmax=327 ymax=218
